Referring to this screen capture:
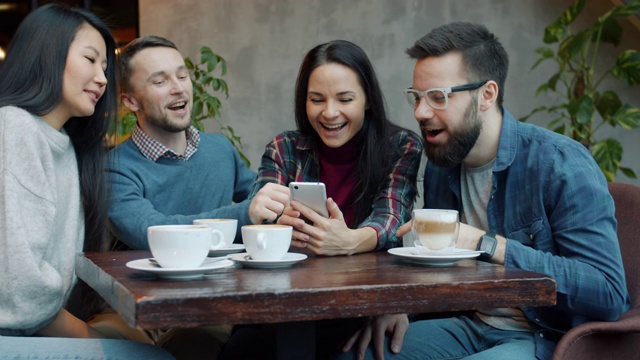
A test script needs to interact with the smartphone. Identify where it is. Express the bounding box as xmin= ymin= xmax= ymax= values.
xmin=289 ymin=182 xmax=329 ymax=218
